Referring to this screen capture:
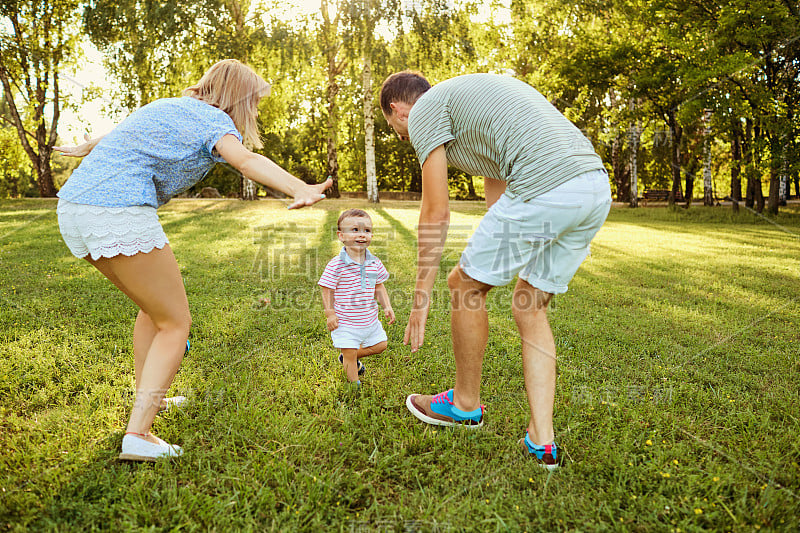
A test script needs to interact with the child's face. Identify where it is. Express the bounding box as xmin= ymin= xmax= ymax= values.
xmin=338 ymin=216 xmax=373 ymax=252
